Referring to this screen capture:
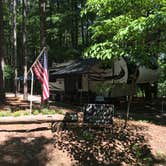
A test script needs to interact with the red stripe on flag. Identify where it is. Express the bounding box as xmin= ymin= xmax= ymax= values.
xmin=42 ymin=69 xmax=49 ymax=100
xmin=33 ymin=61 xmax=44 ymax=83
xmin=32 ymin=52 xmax=49 ymax=101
